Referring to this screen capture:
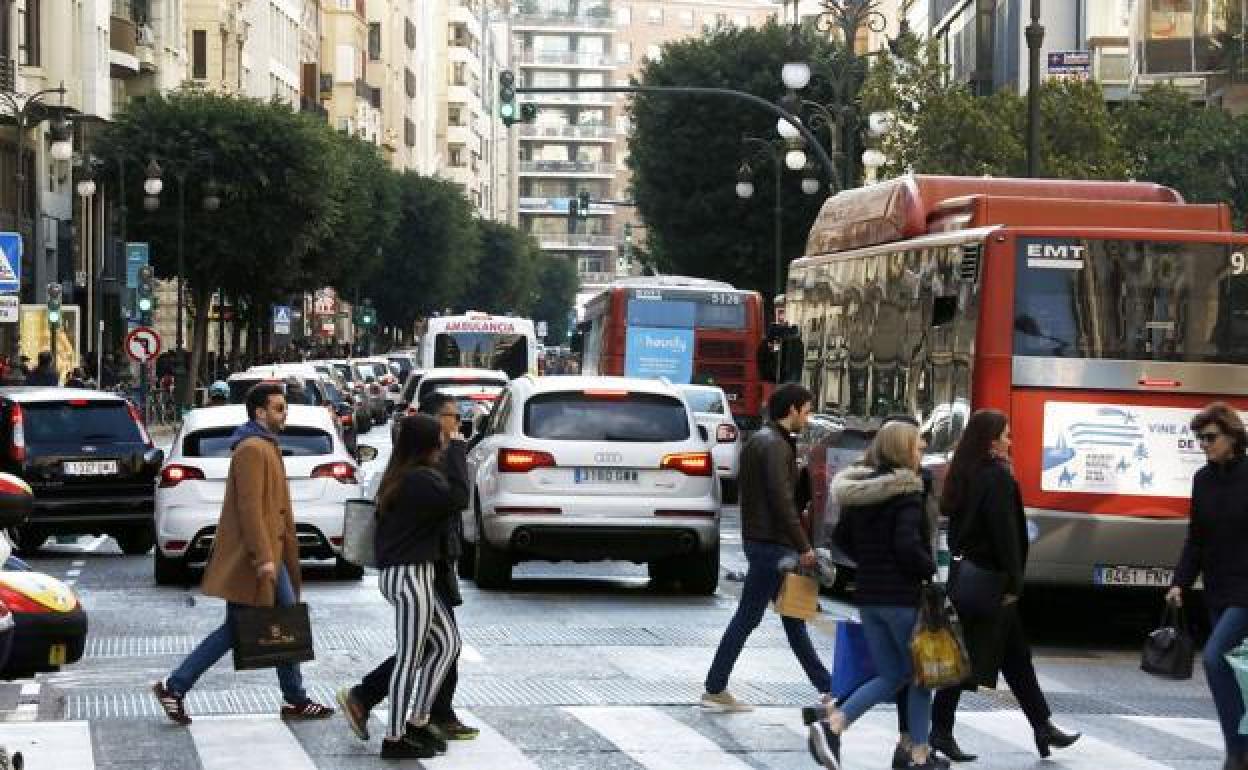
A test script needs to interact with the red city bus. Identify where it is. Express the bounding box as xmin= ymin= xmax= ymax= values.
xmin=578 ymin=277 xmax=770 ymax=429
xmin=782 ymin=175 xmax=1248 ymax=588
